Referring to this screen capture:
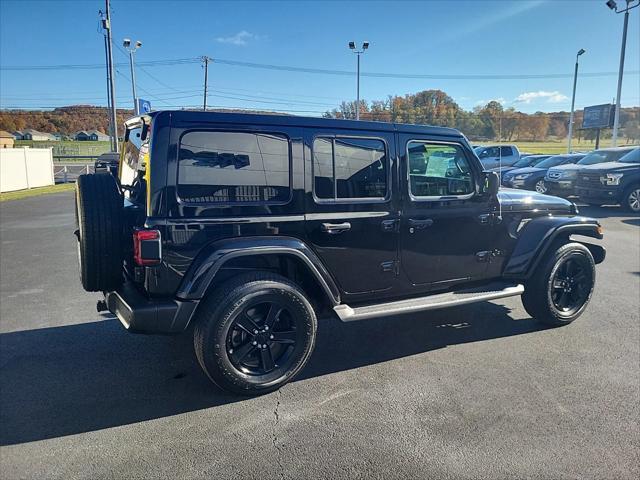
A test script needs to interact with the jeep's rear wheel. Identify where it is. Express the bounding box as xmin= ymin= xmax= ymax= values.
xmin=522 ymin=242 xmax=595 ymax=327
xmin=75 ymin=173 xmax=124 ymax=292
xmin=194 ymin=272 xmax=317 ymax=395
